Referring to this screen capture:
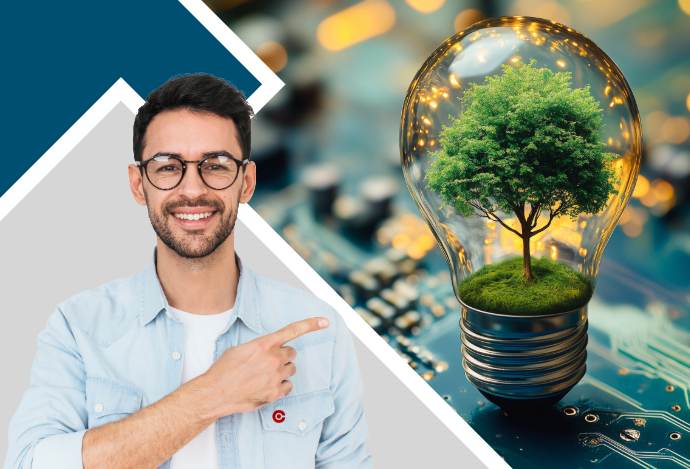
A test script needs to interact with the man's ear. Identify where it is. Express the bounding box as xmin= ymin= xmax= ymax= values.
xmin=128 ymin=164 xmax=147 ymax=205
xmin=239 ymin=160 xmax=256 ymax=204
